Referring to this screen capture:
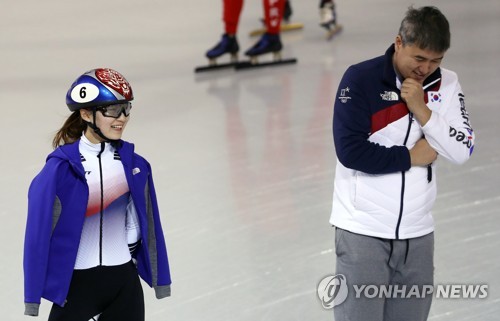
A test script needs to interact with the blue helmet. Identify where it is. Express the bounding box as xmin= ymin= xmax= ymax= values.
xmin=65 ymin=68 xmax=134 ymax=111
